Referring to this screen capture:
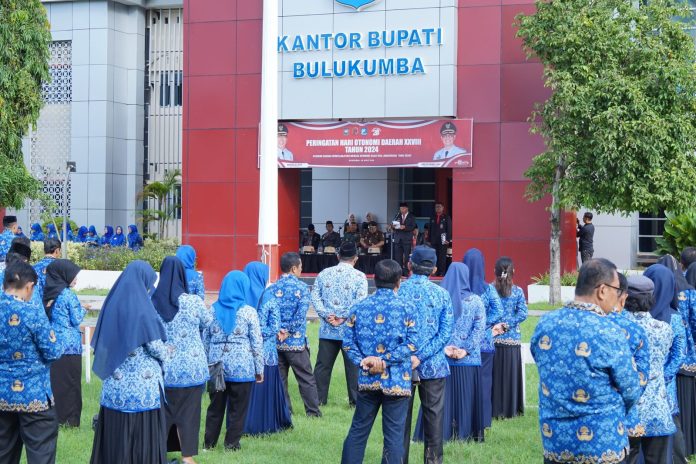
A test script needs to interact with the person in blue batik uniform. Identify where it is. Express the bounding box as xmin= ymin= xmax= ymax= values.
xmin=74 ymin=226 xmax=88 ymax=243
xmin=100 ymin=226 xmax=114 ymax=246
xmin=126 ymin=225 xmax=143 ymax=251
xmin=398 ymin=246 xmax=453 ymax=464
xmin=152 ymin=256 xmax=212 ymax=464
xmin=45 ymin=224 xmax=59 ymax=241
xmin=42 ymin=259 xmax=84 ymax=428
xmin=462 ymin=248 xmax=504 ymax=429
xmin=532 ymin=259 xmax=641 ymax=464
xmin=32 ymin=239 xmax=61 ymax=304
xmin=90 ymin=260 xmax=170 ymax=464
xmin=312 ymin=241 xmax=368 ymax=407
xmin=85 ymin=225 xmax=100 ymax=247
xmin=341 ymin=259 xmax=419 ymax=464
xmin=203 ymin=271 xmax=264 ymax=451
xmin=683 ymin=261 xmax=696 ymax=456
xmin=492 ymin=257 xmax=529 ymax=420
xmin=0 ymin=262 xmax=64 ymax=464
xmin=176 ymin=245 xmax=205 ymax=301
xmin=415 ymin=262 xmax=487 ymax=442
xmin=269 ymin=253 xmax=322 ymax=417
xmin=241 ymin=261 xmax=293 ymax=435
xmin=0 ymin=216 xmax=20 ymax=270
xmin=29 ymin=223 xmax=45 ymax=242
xmin=624 ymin=273 xmax=678 ymax=464
xmin=109 ymin=226 xmax=126 ymax=247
